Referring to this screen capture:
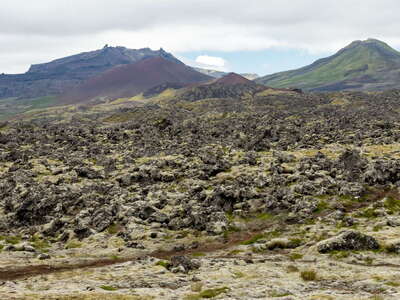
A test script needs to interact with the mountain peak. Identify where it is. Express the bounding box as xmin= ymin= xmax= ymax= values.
xmin=27 ymin=46 xmax=181 ymax=75
xmin=214 ymin=72 xmax=254 ymax=85
xmin=343 ymin=38 xmax=396 ymax=51
xmin=0 ymin=46 xmax=184 ymax=99
xmin=257 ymin=39 xmax=400 ymax=92
xmin=366 ymin=38 xmax=383 ymax=43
